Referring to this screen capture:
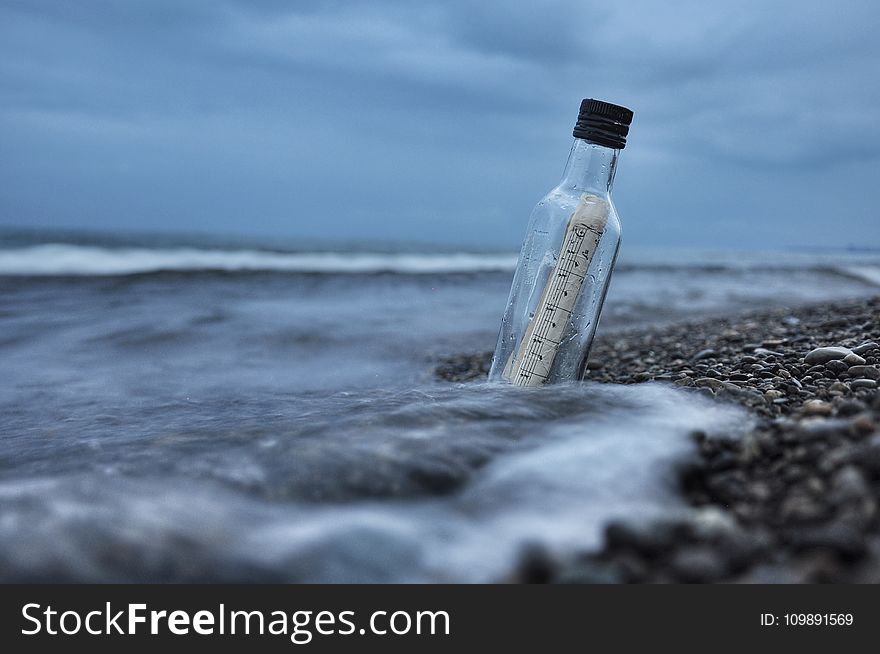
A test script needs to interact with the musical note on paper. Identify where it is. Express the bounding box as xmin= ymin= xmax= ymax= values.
xmin=502 ymin=194 xmax=608 ymax=386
